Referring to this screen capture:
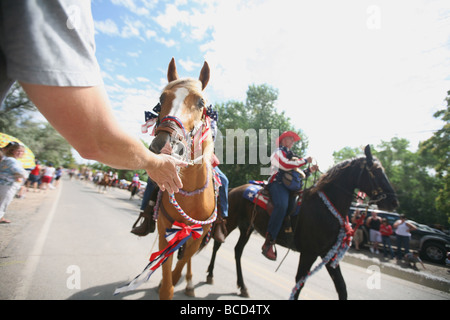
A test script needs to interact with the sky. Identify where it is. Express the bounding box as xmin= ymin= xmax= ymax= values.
xmin=86 ymin=0 xmax=450 ymax=170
